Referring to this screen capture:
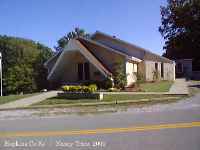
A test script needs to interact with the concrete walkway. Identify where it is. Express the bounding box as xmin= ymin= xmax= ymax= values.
xmin=0 ymin=91 xmax=59 ymax=109
xmin=168 ymin=78 xmax=189 ymax=95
